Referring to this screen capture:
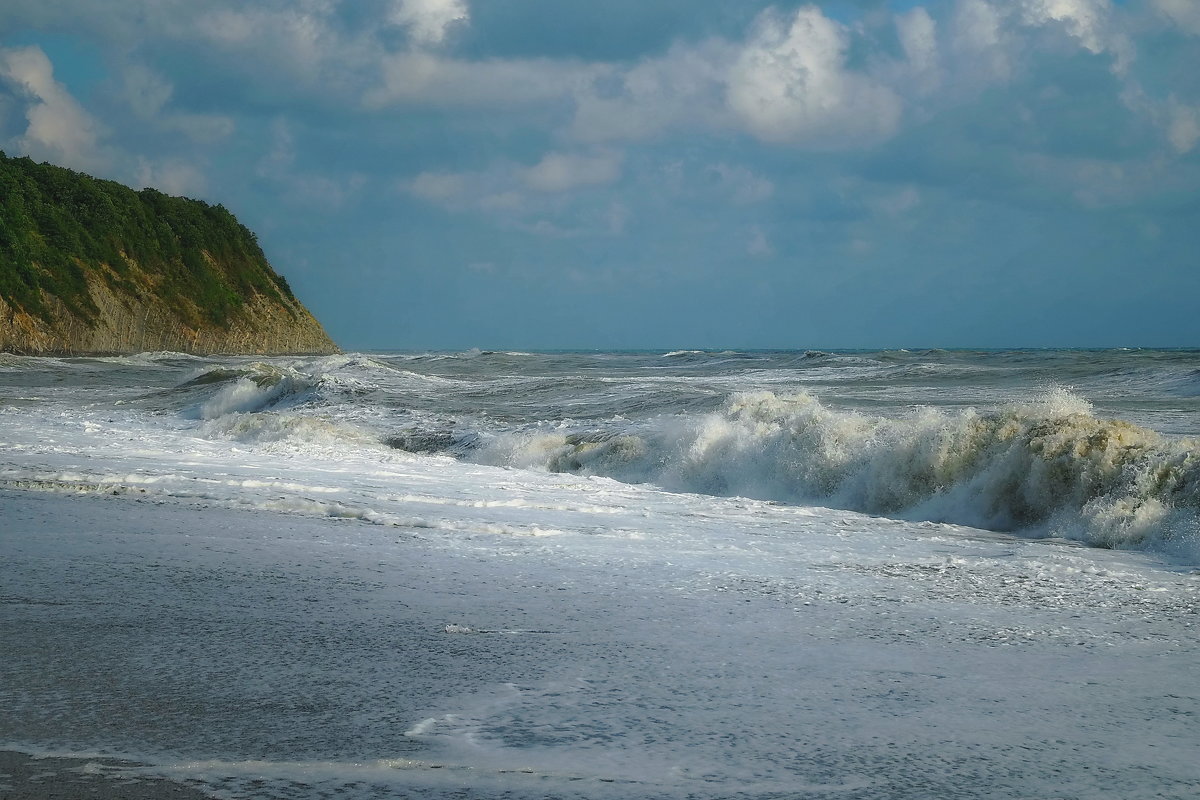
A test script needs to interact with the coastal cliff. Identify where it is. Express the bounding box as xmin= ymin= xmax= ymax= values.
xmin=0 ymin=152 xmax=337 ymax=356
